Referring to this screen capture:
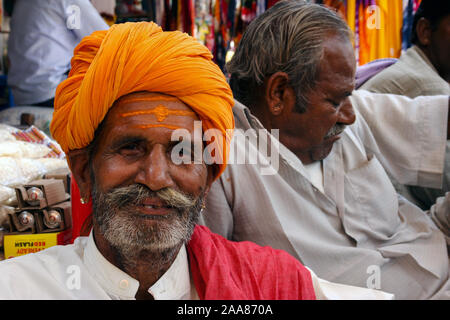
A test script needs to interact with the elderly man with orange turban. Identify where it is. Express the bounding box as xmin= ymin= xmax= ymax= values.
xmin=0 ymin=22 xmax=392 ymax=300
